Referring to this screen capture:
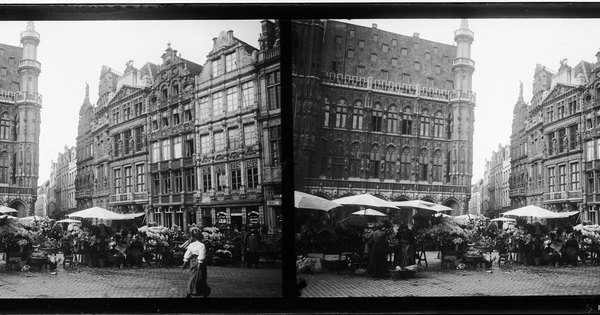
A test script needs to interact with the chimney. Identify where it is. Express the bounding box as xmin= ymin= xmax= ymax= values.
xmin=413 ymin=32 xmax=420 ymax=39
xmin=372 ymin=23 xmax=377 ymax=29
xmin=227 ymin=30 xmax=234 ymax=42
xmin=261 ymin=20 xmax=275 ymax=49
xmin=212 ymin=37 xmax=217 ymax=50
